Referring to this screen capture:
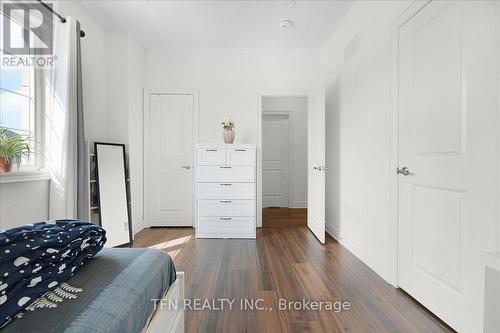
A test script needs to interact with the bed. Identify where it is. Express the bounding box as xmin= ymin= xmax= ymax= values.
xmin=2 ymin=248 xmax=184 ymax=333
